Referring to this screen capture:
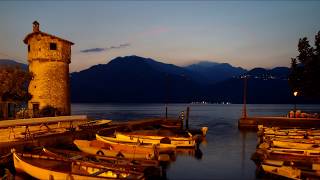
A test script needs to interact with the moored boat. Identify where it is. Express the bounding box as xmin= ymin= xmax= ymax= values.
xmin=79 ymin=119 xmax=112 ymax=130
xmin=115 ymin=131 xmax=196 ymax=148
xmin=261 ymin=162 xmax=301 ymax=180
xmin=43 ymin=147 xmax=160 ymax=167
xmin=96 ymin=134 xmax=177 ymax=151
xmin=12 ymin=149 xmax=144 ymax=179
xmin=272 ymin=140 xmax=320 ymax=150
xmin=74 ymin=140 xmax=156 ymax=160
xmin=269 ymin=148 xmax=320 ymax=157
